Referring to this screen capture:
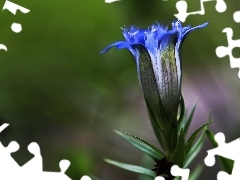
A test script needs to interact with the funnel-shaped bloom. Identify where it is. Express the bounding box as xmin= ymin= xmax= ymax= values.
xmin=101 ymin=20 xmax=208 ymax=153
